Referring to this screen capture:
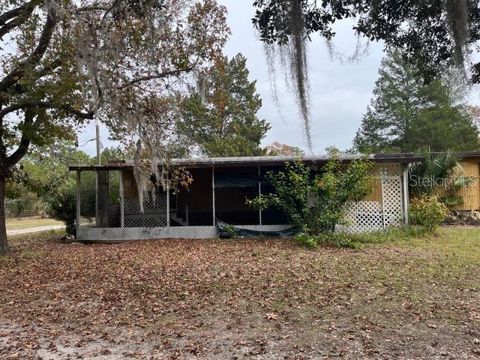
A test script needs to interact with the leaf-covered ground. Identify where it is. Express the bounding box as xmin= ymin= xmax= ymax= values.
xmin=1 ymin=228 xmax=479 ymax=359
